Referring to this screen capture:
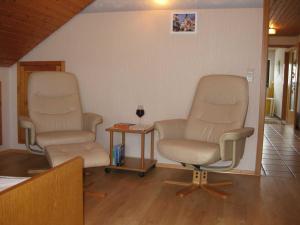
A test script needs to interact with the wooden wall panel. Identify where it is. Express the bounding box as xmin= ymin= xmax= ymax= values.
xmin=0 ymin=0 xmax=93 ymax=67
